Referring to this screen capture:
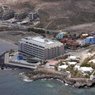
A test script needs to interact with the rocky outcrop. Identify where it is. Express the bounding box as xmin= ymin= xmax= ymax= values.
xmin=23 ymin=70 xmax=95 ymax=88
xmin=2 ymin=10 xmax=15 ymax=20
